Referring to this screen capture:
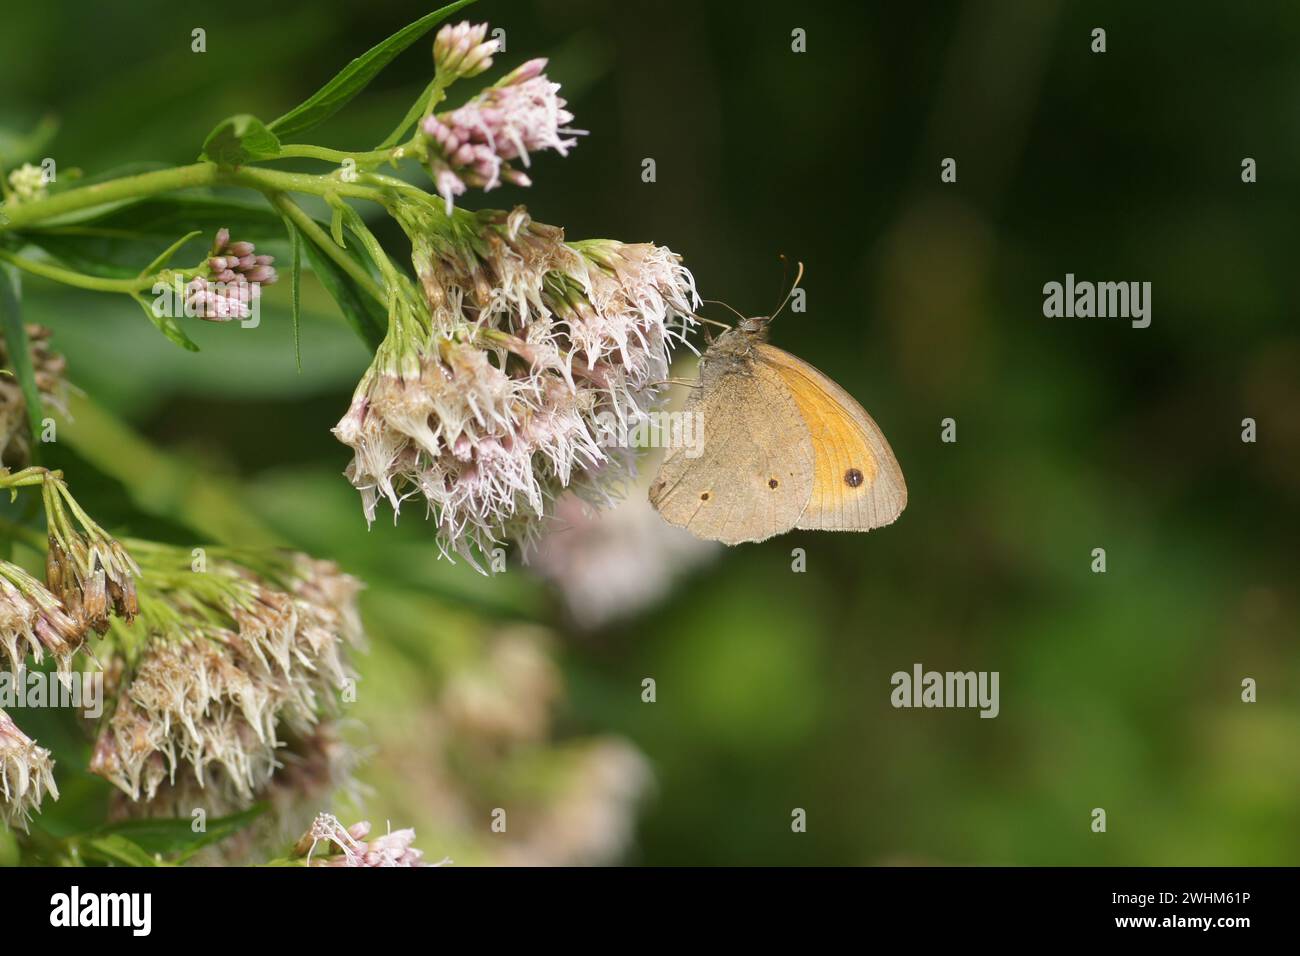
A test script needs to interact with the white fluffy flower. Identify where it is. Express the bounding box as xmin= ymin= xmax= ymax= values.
xmin=334 ymin=207 xmax=699 ymax=569
xmin=0 ymin=708 xmax=59 ymax=830
xmin=423 ymin=58 xmax=583 ymax=212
